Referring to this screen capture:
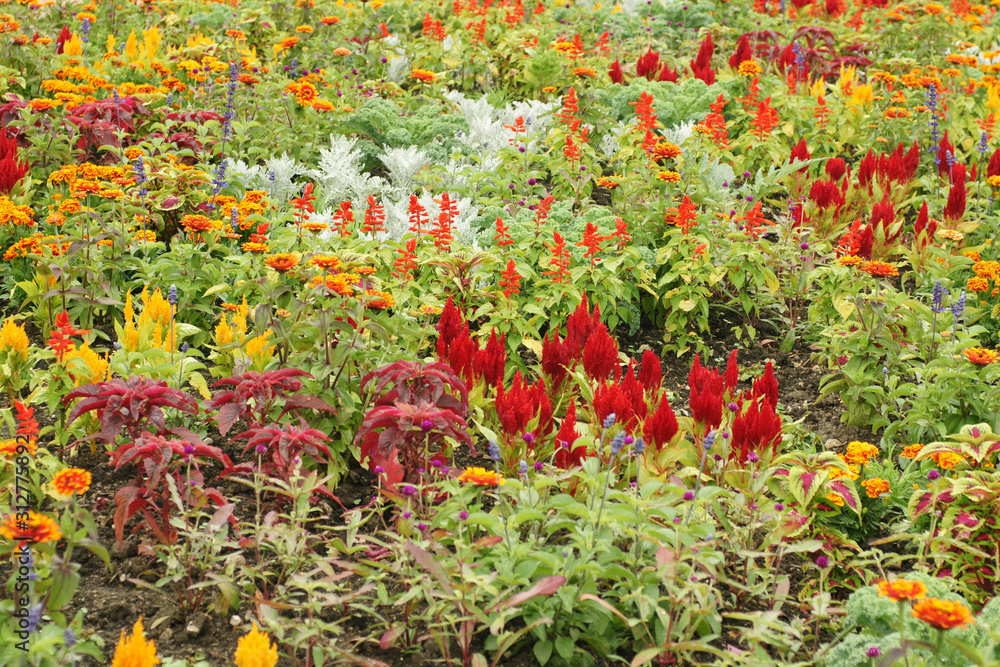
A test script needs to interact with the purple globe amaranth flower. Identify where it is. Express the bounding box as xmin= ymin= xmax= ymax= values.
xmin=867 ymin=647 xmax=881 ymax=658
xmin=928 ymin=470 xmax=941 ymax=481
xmin=748 ymin=452 xmax=760 ymax=463
xmin=420 ymin=419 xmax=434 ymax=432
xmin=775 ymin=503 xmax=784 ymax=510
xmin=728 ymin=402 xmax=739 ymax=412
xmin=815 ymin=556 xmax=829 ymax=568
xmin=458 ymin=510 xmax=469 ymax=520
xmin=683 ymin=491 xmax=695 ymax=501
xmin=374 ymin=465 xmax=384 ymax=474
xmin=533 ymin=461 xmax=544 ymax=471
xmin=522 ymin=432 xmax=535 ymax=445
